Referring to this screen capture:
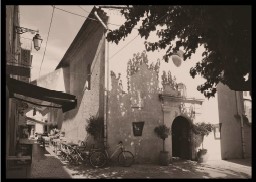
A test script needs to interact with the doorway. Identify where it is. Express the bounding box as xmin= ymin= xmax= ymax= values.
xmin=172 ymin=116 xmax=191 ymax=159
